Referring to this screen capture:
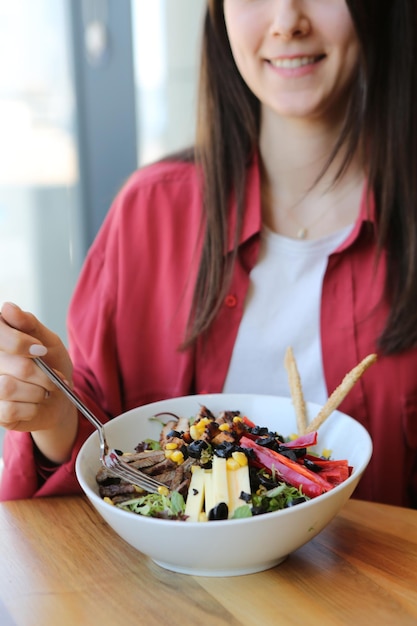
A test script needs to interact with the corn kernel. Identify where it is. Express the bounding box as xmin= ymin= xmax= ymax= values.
xmin=226 ymin=457 xmax=241 ymax=471
xmin=158 ymin=485 xmax=169 ymax=496
xmin=232 ymin=451 xmax=248 ymax=467
xmin=103 ymin=497 xmax=114 ymax=505
xmin=218 ymin=423 xmax=230 ymax=431
xmin=190 ymin=425 xmax=200 ymax=440
xmin=170 ymin=450 xmax=184 ymax=464
xmin=198 ymin=417 xmax=210 ymax=427
xmin=232 ymin=416 xmax=243 ymax=423
xmin=165 ymin=442 xmax=178 ymax=450
xmin=321 ymin=448 xmax=332 ymax=459
xmin=165 ymin=449 xmax=173 ymax=459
